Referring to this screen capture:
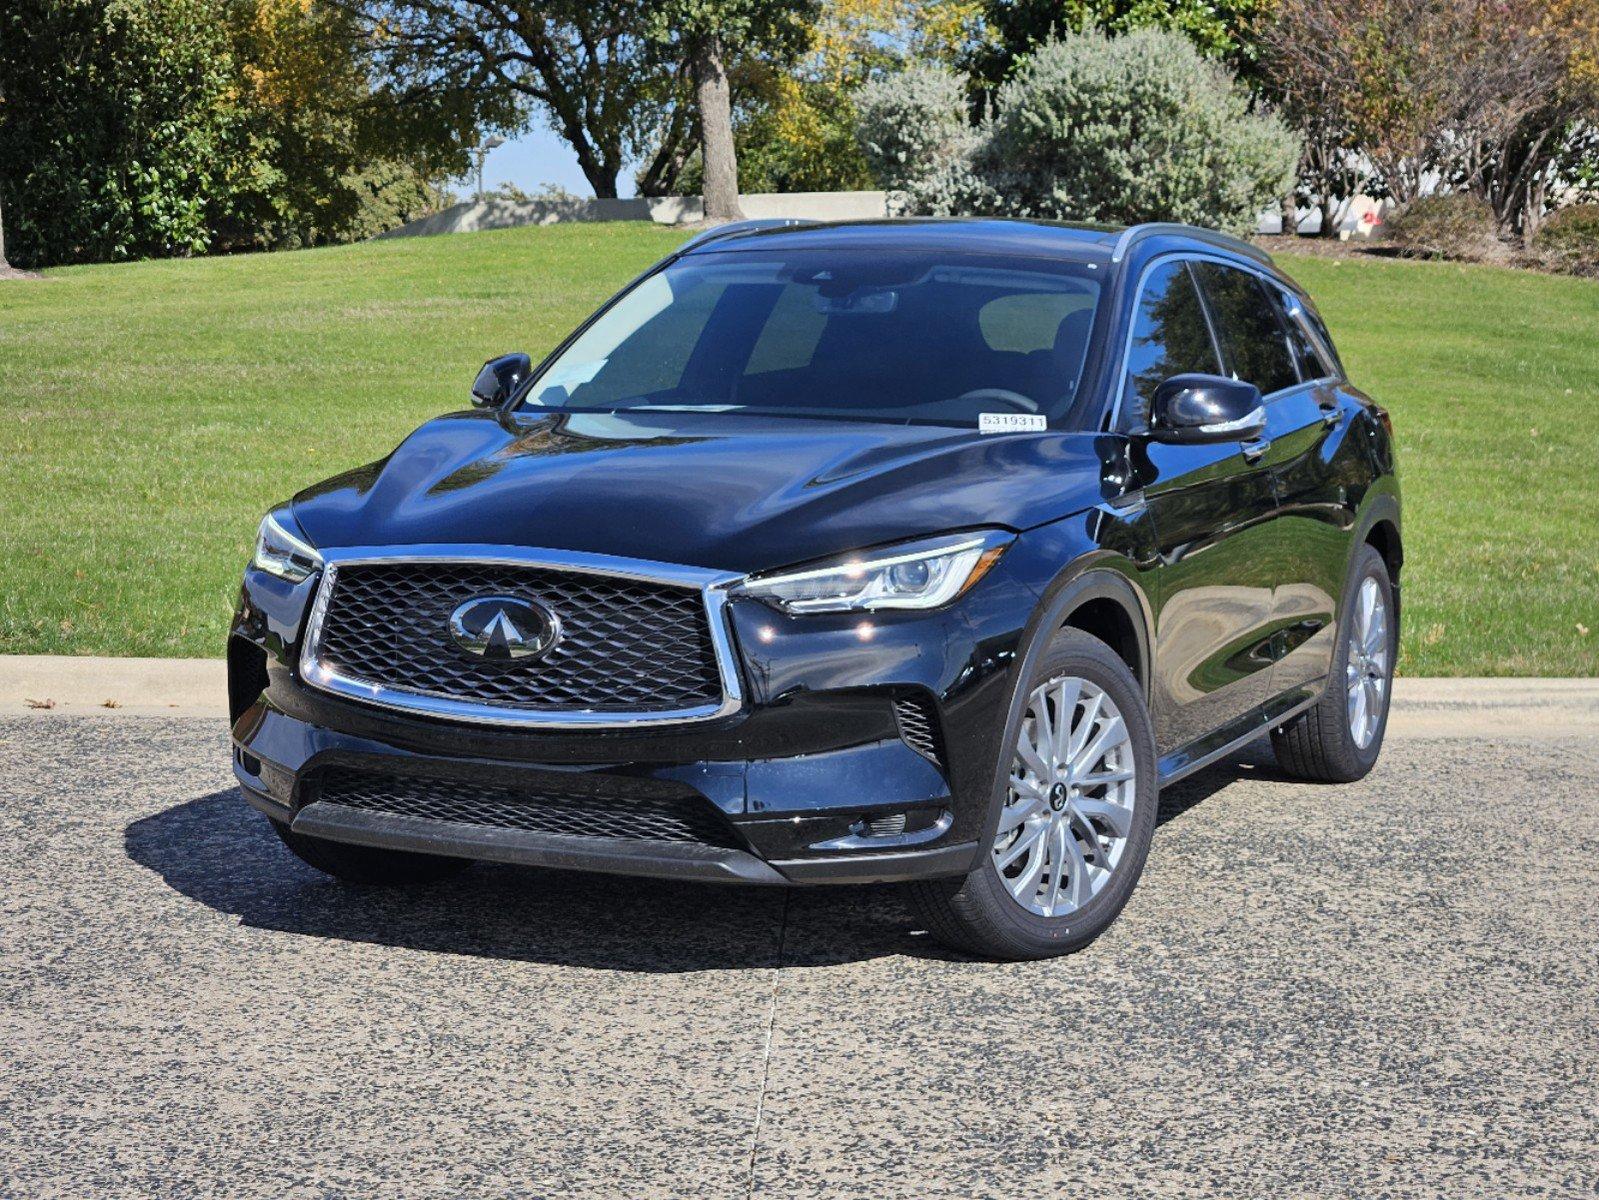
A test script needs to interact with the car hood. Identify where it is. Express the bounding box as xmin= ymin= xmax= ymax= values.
xmin=291 ymin=409 xmax=1111 ymax=575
